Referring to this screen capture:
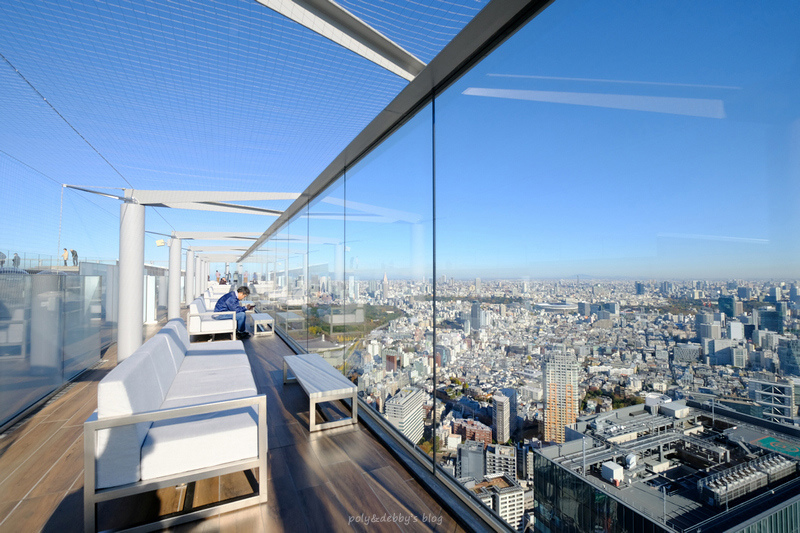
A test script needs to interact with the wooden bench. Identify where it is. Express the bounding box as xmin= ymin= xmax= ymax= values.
xmin=283 ymin=353 xmax=358 ymax=432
